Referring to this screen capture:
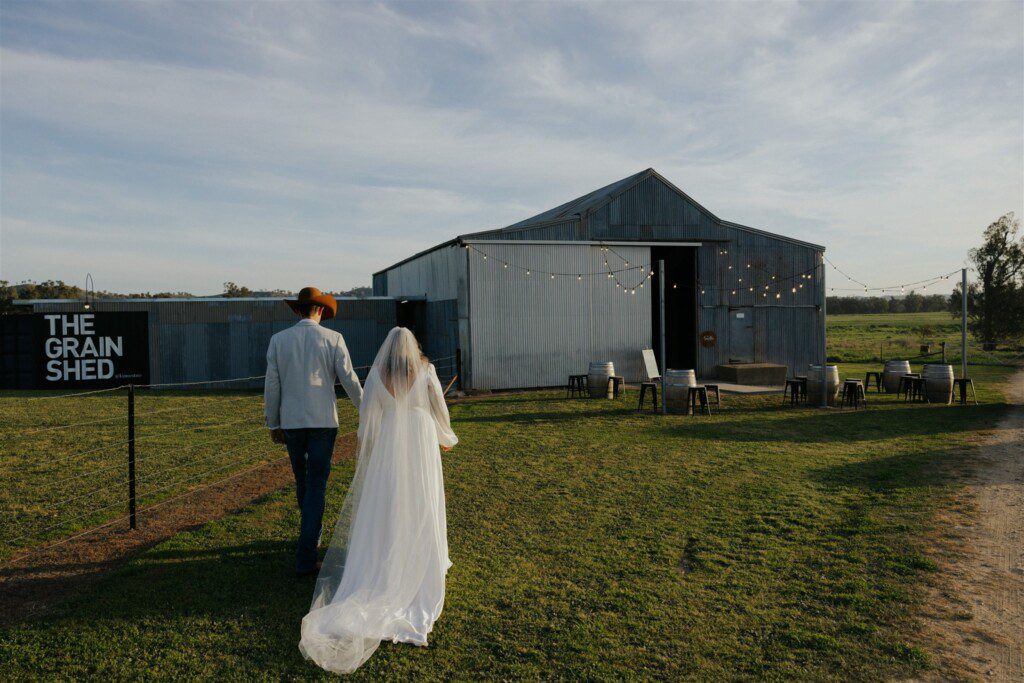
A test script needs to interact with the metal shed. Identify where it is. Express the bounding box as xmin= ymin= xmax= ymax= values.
xmin=13 ymin=297 xmax=397 ymax=388
xmin=373 ymin=168 xmax=827 ymax=390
